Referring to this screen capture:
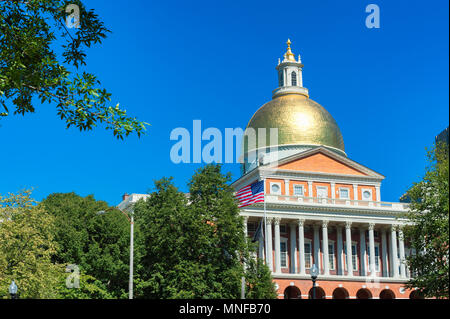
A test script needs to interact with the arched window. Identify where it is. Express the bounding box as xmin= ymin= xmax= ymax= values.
xmin=278 ymin=72 xmax=284 ymax=87
xmin=291 ymin=71 xmax=297 ymax=86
